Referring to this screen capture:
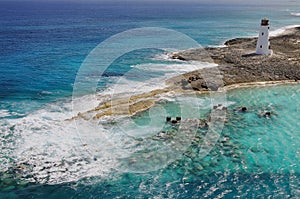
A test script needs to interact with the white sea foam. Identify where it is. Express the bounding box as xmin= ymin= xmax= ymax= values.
xmin=0 ymin=100 xmax=126 ymax=184
xmin=0 ymin=59 xmax=219 ymax=184
xmin=227 ymin=24 xmax=300 ymax=41
xmin=0 ymin=95 xmax=204 ymax=182
xmin=290 ymin=12 xmax=300 ymax=17
xmin=40 ymin=91 xmax=53 ymax=95
xmin=0 ymin=69 xmax=184 ymax=184
xmin=270 ymin=25 xmax=300 ymax=37
xmin=151 ymin=53 xmax=175 ymax=62
xmin=0 ymin=109 xmax=26 ymax=118
xmin=91 ymin=61 xmax=217 ymax=103
xmin=207 ymin=44 xmax=227 ymax=48
xmin=132 ymin=62 xmax=216 ymax=74
xmin=0 ymin=110 xmax=11 ymax=118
